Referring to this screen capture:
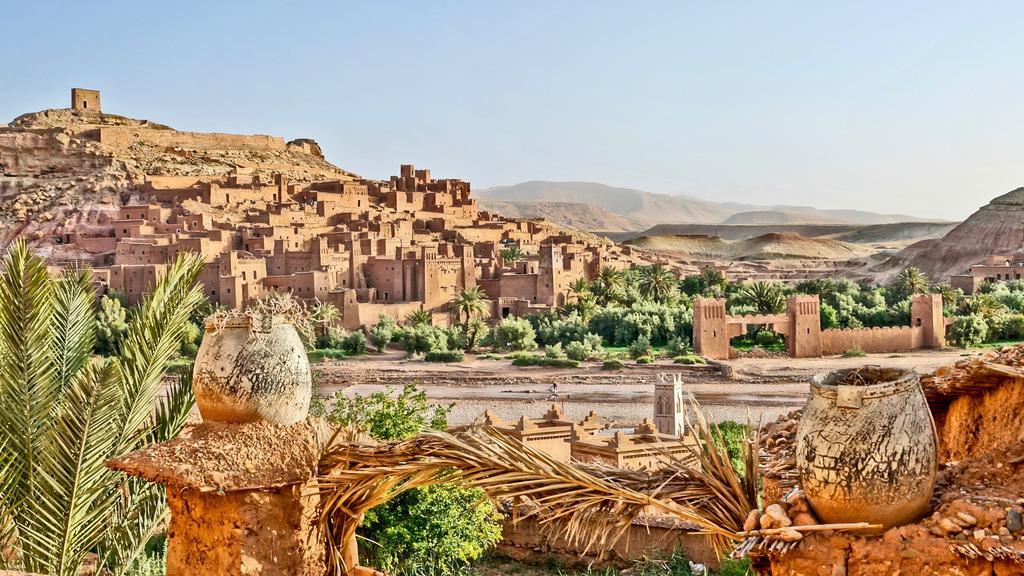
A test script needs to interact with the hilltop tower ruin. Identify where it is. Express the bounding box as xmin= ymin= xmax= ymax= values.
xmin=71 ymin=88 xmax=101 ymax=112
